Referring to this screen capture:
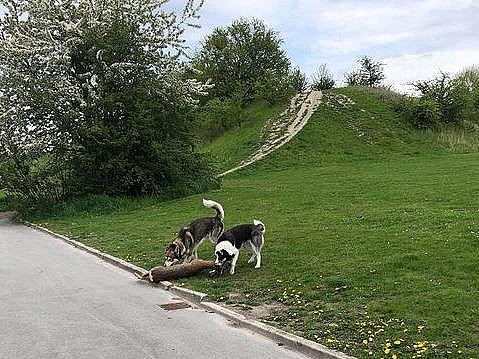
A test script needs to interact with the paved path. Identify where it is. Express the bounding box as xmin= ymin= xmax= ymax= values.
xmin=0 ymin=218 xmax=309 ymax=359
